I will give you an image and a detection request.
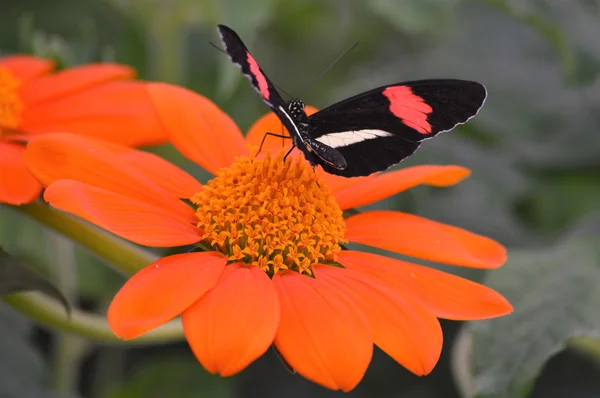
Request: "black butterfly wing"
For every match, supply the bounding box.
[217,25,286,110]
[308,79,486,177]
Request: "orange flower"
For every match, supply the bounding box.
[24,83,512,392]
[0,55,168,205]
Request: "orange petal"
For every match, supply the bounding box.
[146,83,248,174]
[272,271,372,392]
[24,133,193,220]
[108,252,226,339]
[345,211,507,269]
[44,180,202,247]
[182,263,279,376]
[20,81,168,147]
[245,106,318,158]
[115,148,203,199]
[0,142,42,204]
[313,265,442,375]
[330,165,471,210]
[338,251,513,320]
[0,55,54,81]
[19,63,134,106]
[60,138,201,198]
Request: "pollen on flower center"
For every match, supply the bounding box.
[0,67,23,134]
[191,150,347,276]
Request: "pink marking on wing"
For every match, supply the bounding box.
[383,86,433,135]
[246,51,270,101]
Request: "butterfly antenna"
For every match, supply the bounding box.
[209,41,228,55]
[297,41,359,98]
[273,83,293,100]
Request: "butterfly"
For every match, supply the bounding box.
[217,24,486,177]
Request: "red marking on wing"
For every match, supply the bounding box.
[246,52,270,101]
[383,86,433,135]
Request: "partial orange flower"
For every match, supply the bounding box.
[24,83,512,392]
[0,54,168,205]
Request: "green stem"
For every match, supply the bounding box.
[11,201,157,275]
[49,234,88,394]
[3,292,184,345]
[450,326,475,398]
[568,336,600,363]
[53,331,88,393]
[3,202,185,345]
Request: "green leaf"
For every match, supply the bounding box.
[0,248,71,316]
[457,224,600,397]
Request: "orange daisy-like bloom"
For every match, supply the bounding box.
[0,55,167,205]
[24,83,512,391]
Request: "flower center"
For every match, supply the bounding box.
[0,67,23,136]
[192,150,346,276]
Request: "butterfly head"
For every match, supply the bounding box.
[288,100,307,122]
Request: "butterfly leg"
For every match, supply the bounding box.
[313,166,321,189]
[257,132,292,156]
[283,145,297,163]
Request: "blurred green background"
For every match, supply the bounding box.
[2,0,600,397]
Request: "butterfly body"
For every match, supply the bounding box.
[217,24,486,177]
[276,99,347,170]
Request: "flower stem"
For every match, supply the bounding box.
[3,292,184,344]
[3,202,185,345]
[568,336,600,363]
[53,331,88,393]
[12,201,157,275]
[48,234,89,394]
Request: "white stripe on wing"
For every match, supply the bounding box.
[315,129,393,148]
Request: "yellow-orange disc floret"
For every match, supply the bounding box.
[191,150,347,276]
[0,67,23,133]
